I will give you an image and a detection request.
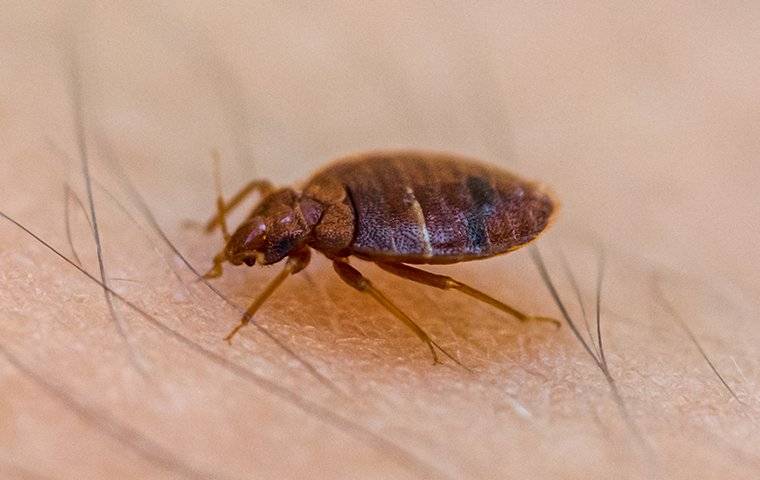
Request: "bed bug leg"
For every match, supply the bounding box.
[208,149,233,242]
[333,260,465,367]
[203,153,274,279]
[202,250,227,279]
[376,263,560,328]
[204,179,275,234]
[202,195,229,278]
[199,152,233,280]
[223,248,311,344]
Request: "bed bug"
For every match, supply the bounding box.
[204,150,559,363]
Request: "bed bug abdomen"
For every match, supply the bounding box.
[302,150,556,264]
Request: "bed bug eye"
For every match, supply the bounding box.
[243,217,267,245]
[277,212,295,225]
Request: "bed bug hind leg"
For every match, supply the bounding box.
[224,248,311,343]
[376,263,560,328]
[333,259,465,367]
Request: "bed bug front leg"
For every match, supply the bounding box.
[376,263,560,328]
[224,248,311,343]
[202,152,275,279]
[203,250,227,279]
[204,179,275,234]
[333,259,465,367]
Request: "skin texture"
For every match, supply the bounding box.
[2,2,760,479]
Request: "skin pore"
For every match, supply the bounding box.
[1,2,760,479]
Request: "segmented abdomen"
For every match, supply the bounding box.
[305,151,555,264]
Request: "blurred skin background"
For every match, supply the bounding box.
[1,1,759,479]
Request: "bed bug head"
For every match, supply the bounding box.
[224,188,323,266]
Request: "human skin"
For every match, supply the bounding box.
[1,2,760,479]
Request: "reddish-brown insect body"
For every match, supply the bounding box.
[304,151,555,263]
[207,150,558,362]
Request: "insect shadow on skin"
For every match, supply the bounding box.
[202,150,561,366]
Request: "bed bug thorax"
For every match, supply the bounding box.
[204,150,559,364]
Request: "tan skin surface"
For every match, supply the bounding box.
[2,2,760,479]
